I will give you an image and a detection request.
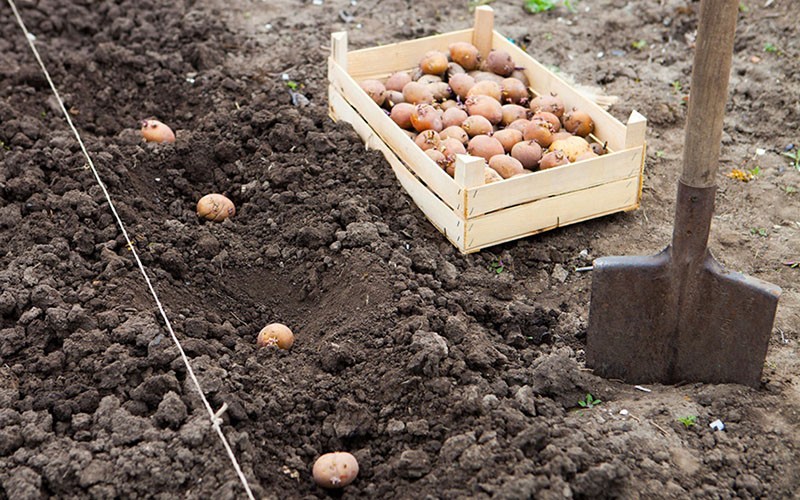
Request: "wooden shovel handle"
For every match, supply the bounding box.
[681,0,739,188]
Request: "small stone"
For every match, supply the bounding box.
[551,264,569,283]
[386,419,405,435]
[515,385,537,416]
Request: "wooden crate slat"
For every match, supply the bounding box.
[491,32,628,152]
[329,85,466,251]
[347,29,474,80]
[328,58,462,210]
[467,146,644,217]
[465,176,640,249]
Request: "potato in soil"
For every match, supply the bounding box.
[257,323,294,350]
[312,452,359,489]
[196,193,235,222]
[141,119,175,143]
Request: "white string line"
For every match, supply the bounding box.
[6,2,256,498]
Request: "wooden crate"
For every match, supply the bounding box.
[327,6,646,254]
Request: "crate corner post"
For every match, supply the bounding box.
[625,110,647,209]
[473,5,494,58]
[331,31,348,69]
[454,154,485,189]
[625,110,647,149]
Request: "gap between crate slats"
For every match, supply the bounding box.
[329,85,467,251]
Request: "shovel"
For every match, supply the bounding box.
[585,0,781,388]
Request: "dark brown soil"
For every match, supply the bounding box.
[1,0,799,498]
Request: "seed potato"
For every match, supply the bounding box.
[385,71,412,92]
[449,42,481,71]
[489,154,525,178]
[256,323,294,350]
[549,136,591,162]
[419,51,449,75]
[141,119,175,143]
[359,79,386,106]
[312,452,359,489]
[467,135,505,161]
[196,194,235,222]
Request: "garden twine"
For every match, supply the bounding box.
[6,1,257,498]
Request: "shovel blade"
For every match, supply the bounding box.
[586,248,781,387]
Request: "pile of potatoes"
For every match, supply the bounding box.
[358,42,607,183]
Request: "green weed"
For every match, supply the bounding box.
[578,393,601,408]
